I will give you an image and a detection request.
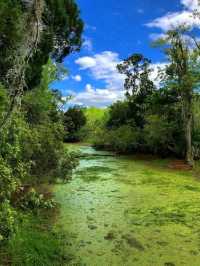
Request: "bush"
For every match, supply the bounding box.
[0,201,17,241]
[143,115,184,157]
[93,125,140,153]
[63,106,86,142]
[18,188,56,211]
[0,62,80,242]
[0,157,19,201]
[106,101,132,128]
[80,107,109,142]
[110,125,140,153]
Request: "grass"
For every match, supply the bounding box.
[0,183,71,266]
[0,208,69,266]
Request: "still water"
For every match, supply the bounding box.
[55,145,200,266]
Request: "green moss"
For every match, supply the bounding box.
[76,166,114,182]
[7,144,200,265]
[54,145,200,266]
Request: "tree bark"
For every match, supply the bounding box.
[185,112,194,166]
[184,95,194,167]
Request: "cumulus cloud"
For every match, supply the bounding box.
[146,0,200,32]
[69,83,124,107]
[75,56,96,69]
[181,0,199,10]
[67,51,167,107]
[75,51,125,90]
[147,11,200,31]
[69,51,125,106]
[72,75,82,82]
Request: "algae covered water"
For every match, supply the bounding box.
[55,145,200,265]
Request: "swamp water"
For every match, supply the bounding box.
[55,145,200,265]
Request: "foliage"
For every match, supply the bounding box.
[93,125,140,153]
[106,101,133,128]
[0,0,25,82]
[143,115,184,157]
[192,96,200,159]
[0,0,83,89]
[91,33,200,160]
[80,107,108,142]
[0,0,83,259]
[63,106,86,142]
[154,29,200,165]
[0,201,17,241]
[18,188,56,211]
[0,157,19,202]
[0,61,80,241]
[117,54,156,128]
[3,211,68,266]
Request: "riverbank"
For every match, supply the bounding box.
[0,185,67,266]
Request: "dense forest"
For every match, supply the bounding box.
[0,0,83,264]
[2,0,200,265]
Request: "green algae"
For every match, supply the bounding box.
[54,145,200,266]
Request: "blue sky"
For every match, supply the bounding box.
[52,0,200,107]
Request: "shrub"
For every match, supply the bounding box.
[18,188,56,210]
[143,115,184,156]
[0,157,19,201]
[63,106,86,142]
[0,201,17,241]
[93,125,140,153]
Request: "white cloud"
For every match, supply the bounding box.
[72,75,82,82]
[72,51,126,106]
[69,84,124,107]
[181,0,199,10]
[147,11,200,31]
[146,0,200,32]
[75,56,96,69]
[70,51,168,107]
[85,83,93,93]
[75,51,125,90]
[149,33,167,40]
[82,38,93,51]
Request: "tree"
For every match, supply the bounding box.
[117,53,156,128]
[106,101,132,128]
[63,106,86,142]
[0,0,83,129]
[0,0,83,243]
[155,29,200,166]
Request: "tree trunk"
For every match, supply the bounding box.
[184,95,194,167]
[185,111,194,166]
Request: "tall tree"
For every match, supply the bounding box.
[117,54,156,128]
[156,29,200,166]
[0,0,83,129]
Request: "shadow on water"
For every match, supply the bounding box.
[54,145,200,266]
